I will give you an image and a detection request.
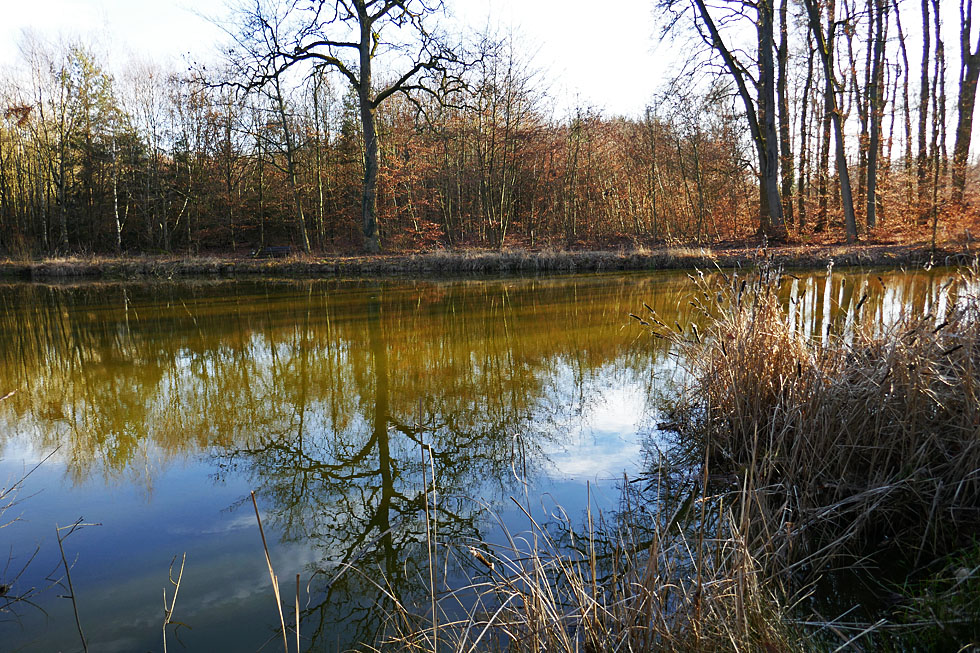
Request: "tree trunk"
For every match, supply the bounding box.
[224,103,235,251]
[867,0,887,228]
[893,0,915,215]
[692,0,784,238]
[814,0,836,233]
[917,0,932,224]
[313,77,326,249]
[57,129,69,251]
[846,0,869,226]
[798,45,815,228]
[929,0,946,243]
[804,0,858,241]
[758,0,787,238]
[113,139,122,252]
[778,0,795,227]
[953,0,980,205]
[257,132,265,248]
[359,12,381,254]
[0,135,7,246]
[360,97,380,254]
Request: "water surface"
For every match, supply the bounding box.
[0,269,966,651]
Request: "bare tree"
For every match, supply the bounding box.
[803,0,858,242]
[866,0,887,228]
[777,0,795,226]
[893,0,914,212]
[657,0,787,239]
[953,0,980,206]
[814,0,835,233]
[917,0,932,223]
[229,0,459,253]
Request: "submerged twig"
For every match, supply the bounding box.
[55,518,99,653]
[162,553,186,653]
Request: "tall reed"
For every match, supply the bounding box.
[643,264,980,568]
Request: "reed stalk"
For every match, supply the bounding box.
[251,490,289,653]
[55,518,96,653]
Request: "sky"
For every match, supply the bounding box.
[0,0,668,118]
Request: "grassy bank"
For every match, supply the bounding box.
[0,243,975,281]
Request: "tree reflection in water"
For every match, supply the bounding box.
[210,290,528,647]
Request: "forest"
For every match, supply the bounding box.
[0,0,977,256]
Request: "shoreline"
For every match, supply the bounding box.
[1,243,975,281]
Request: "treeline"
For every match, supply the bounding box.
[660,0,980,243]
[0,0,977,256]
[0,36,755,255]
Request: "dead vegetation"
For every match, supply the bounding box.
[369,492,805,653]
[643,263,980,569]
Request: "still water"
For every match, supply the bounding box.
[0,269,966,651]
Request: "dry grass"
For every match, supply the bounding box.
[641,264,980,570]
[373,491,804,653]
[9,244,973,281]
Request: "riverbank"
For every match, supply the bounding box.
[1,243,975,281]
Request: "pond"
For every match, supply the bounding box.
[0,268,966,651]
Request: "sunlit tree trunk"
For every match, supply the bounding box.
[917,0,932,224]
[689,0,785,238]
[929,0,946,246]
[798,44,815,229]
[867,0,887,229]
[953,0,980,206]
[778,0,795,227]
[893,1,915,215]
[804,0,858,242]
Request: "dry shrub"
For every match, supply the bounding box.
[650,264,980,568]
